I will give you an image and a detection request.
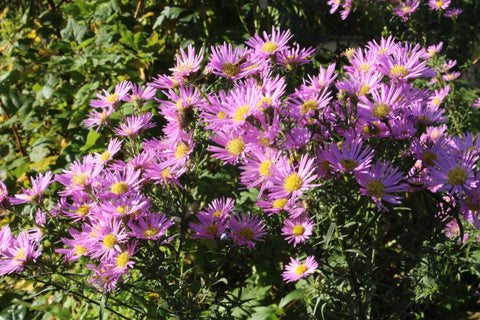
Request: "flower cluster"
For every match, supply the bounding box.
[328,0,462,21]
[1,27,479,292]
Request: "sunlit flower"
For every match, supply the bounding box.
[282,255,318,283]
[11,171,53,205]
[281,215,314,247]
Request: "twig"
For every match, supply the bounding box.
[0,100,26,156]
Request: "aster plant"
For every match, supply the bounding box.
[1,27,480,319]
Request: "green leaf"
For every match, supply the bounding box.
[30,145,50,162]
[278,289,304,309]
[80,130,101,152]
[60,18,89,44]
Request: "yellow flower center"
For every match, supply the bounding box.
[372,103,390,118]
[162,169,170,179]
[111,182,129,195]
[226,137,246,156]
[344,48,355,59]
[447,167,467,186]
[14,249,25,262]
[103,234,117,249]
[175,143,189,159]
[272,198,288,208]
[295,264,308,275]
[390,64,408,77]
[116,205,128,215]
[262,41,279,53]
[436,0,444,7]
[143,226,160,238]
[222,62,241,77]
[257,97,272,109]
[238,227,254,240]
[76,204,90,217]
[292,225,305,236]
[300,99,318,114]
[106,93,118,103]
[259,160,272,176]
[259,137,271,146]
[359,63,371,74]
[366,180,386,199]
[205,224,219,235]
[213,210,222,218]
[283,173,303,193]
[100,151,111,162]
[422,151,438,166]
[233,105,250,122]
[402,6,412,13]
[340,159,358,172]
[116,251,130,268]
[432,97,441,106]
[359,84,370,96]
[72,173,88,186]
[217,111,226,119]
[74,245,87,256]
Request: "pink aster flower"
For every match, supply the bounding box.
[393,0,420,21]
[428,0,450,11]
[424,42,443,59]
[169,44,204,80]
[208,129,249,165]
[128,213,174,240]
[114,112,155,137]
[277,44,315,70]
[228,212,267,250]
[356,160,408,211]
[282,255,318,283]
[0,225,13,255]
[95,138,123,164]
[0,229,42,275]
[90,81,132,109]
[89,218,129,260]
[472,97,480,108]
[124,83,157,106]
[0,181,9,209]
[201,197,235,220]
[245,26,292,58]
[105,241,138,276]
[87,263,121,294]
[265,154,318,201]
[442,71,461,82]
[377,44,434,81]
[101,167,144,199]
[428,85,450,108]
[56,228,90,263]
[281,215,314,247]
[207,42,256,80]
[83,107,114,132]
[10,171,53,205]
[148,74,182,90]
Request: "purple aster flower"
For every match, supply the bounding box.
[356,160,408,211]
[444,8,462,18]
[0,225,13,256]
[324,136,374,174]
[228,212,267,250]
[189,213,228,241]
[55,228,90,263]
[277,44,315,70]
[124,83,157,105]
[0,181,9,209]
[282,255,318,283]
[208,128,249,165]
[430,152,478,195]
